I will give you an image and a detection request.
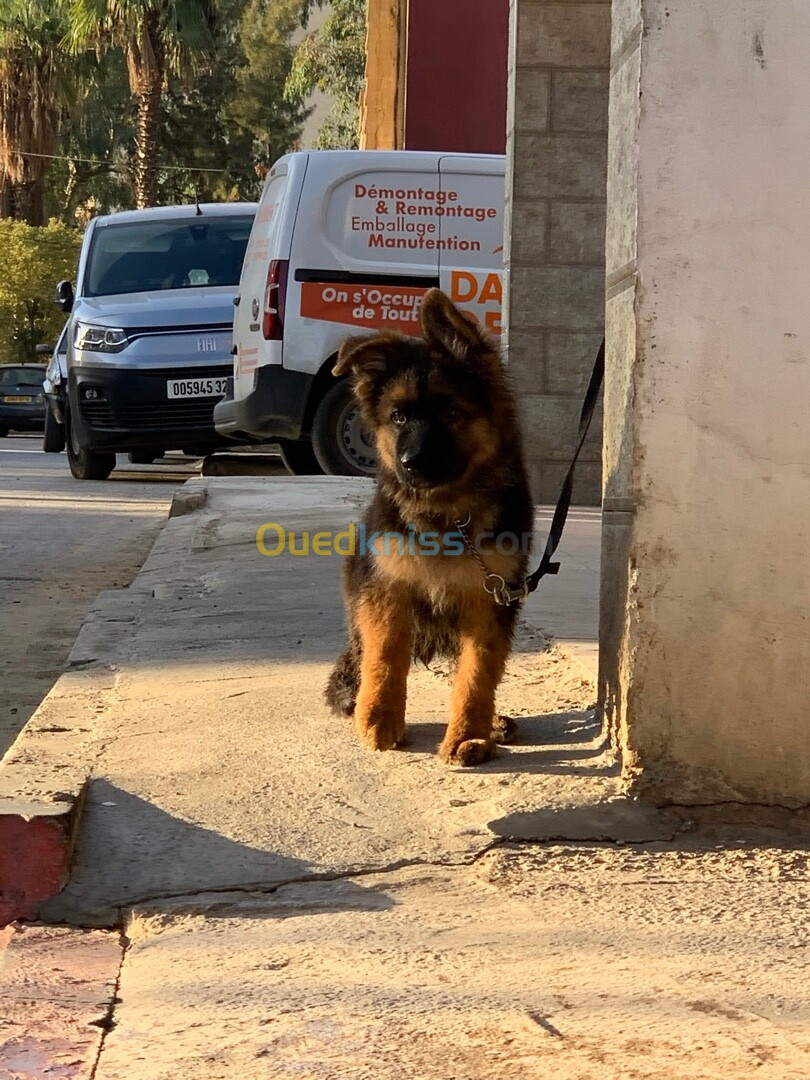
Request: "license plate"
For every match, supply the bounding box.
[4,395,32,403]
[166,378,228,399]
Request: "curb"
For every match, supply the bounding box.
[0,481,211,927]
[168,477,209,518]
[200,452,287,477]
[0,669,105,926]
[0,790,86,926]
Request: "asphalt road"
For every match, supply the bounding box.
[0,434,197,758]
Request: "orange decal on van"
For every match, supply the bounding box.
[238,346,258,374]
[450,270,502,306]
[300,282,427,336]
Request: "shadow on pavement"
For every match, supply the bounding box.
[41,780,396,926]
[398,710,610,776]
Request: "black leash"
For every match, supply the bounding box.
[458,336,605,606]
[524,335,605,595]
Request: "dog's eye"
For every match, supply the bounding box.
[390,410,407,426]
[445,406,461,423]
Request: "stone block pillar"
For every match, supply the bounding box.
[601,0,810,804]
[504,0,611,504]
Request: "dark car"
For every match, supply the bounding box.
[0,364,47,436]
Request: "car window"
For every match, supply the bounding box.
[84,216,254,297]
[0,367,44,387]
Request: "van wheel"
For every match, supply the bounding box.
[43,404,66,453]
[66,404,116,480]
[311,381,376,477]
[277,439,324,476]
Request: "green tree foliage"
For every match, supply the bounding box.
[0,0,73,224]
[225,0,311,174]
[0,218,80,363]
[159,0,309,204]
[65,0,218,207]
[45,49,136,221]
[285,0,366,149]
[0,0,355,219]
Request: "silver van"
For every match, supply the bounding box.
[52,202,256,479]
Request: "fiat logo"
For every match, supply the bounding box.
[251,297,260,321]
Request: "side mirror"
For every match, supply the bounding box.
[54,280,74,313]
[35,343,53,355]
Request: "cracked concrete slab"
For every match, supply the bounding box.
[0,922,122,1079]
[90,850,810,1080]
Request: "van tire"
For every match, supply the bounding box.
[277,439,324,476]
[43,404,66,453]
[66,404,116,481]
[311,381,376,477]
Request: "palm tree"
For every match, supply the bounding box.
[0,0,70,224]
[66,0,216,207]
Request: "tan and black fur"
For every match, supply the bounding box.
[325,289,533,766]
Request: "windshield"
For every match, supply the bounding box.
[84,215,254,297]
[0,366,44,388]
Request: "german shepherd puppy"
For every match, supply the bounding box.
[325,289,533,766]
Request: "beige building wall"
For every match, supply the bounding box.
[601,0,810,804]
[504,0,611,505]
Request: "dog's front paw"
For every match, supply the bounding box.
[355,708,406,752]
[438,737,495,767]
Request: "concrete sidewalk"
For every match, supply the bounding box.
[2,478,809,1079]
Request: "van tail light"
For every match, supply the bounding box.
[262,259,289,340]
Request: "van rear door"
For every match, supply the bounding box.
[285,151,443,372]
[437,155,506,339]
[233,155,304,401]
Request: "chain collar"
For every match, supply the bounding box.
[454,517,530,607]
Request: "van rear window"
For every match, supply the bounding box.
[84,216,254,297]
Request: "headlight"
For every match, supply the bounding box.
[74,322,128,353]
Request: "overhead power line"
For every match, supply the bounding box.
[5,149,230,174]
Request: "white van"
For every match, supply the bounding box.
[214,150,505,475]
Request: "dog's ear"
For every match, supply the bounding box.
[332,335,392,379]
[420,288,487,364]
[333,333,409,418]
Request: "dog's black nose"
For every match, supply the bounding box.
[399,447,422,470]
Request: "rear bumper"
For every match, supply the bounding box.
[45,389,66,425]
[214,364,312,442]
[68,365,231,452]
[0,402,46,430]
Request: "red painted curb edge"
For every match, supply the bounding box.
[0,785,87,926]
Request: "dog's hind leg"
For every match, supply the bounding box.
[325,645,360,716]
[492,714,518,745]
